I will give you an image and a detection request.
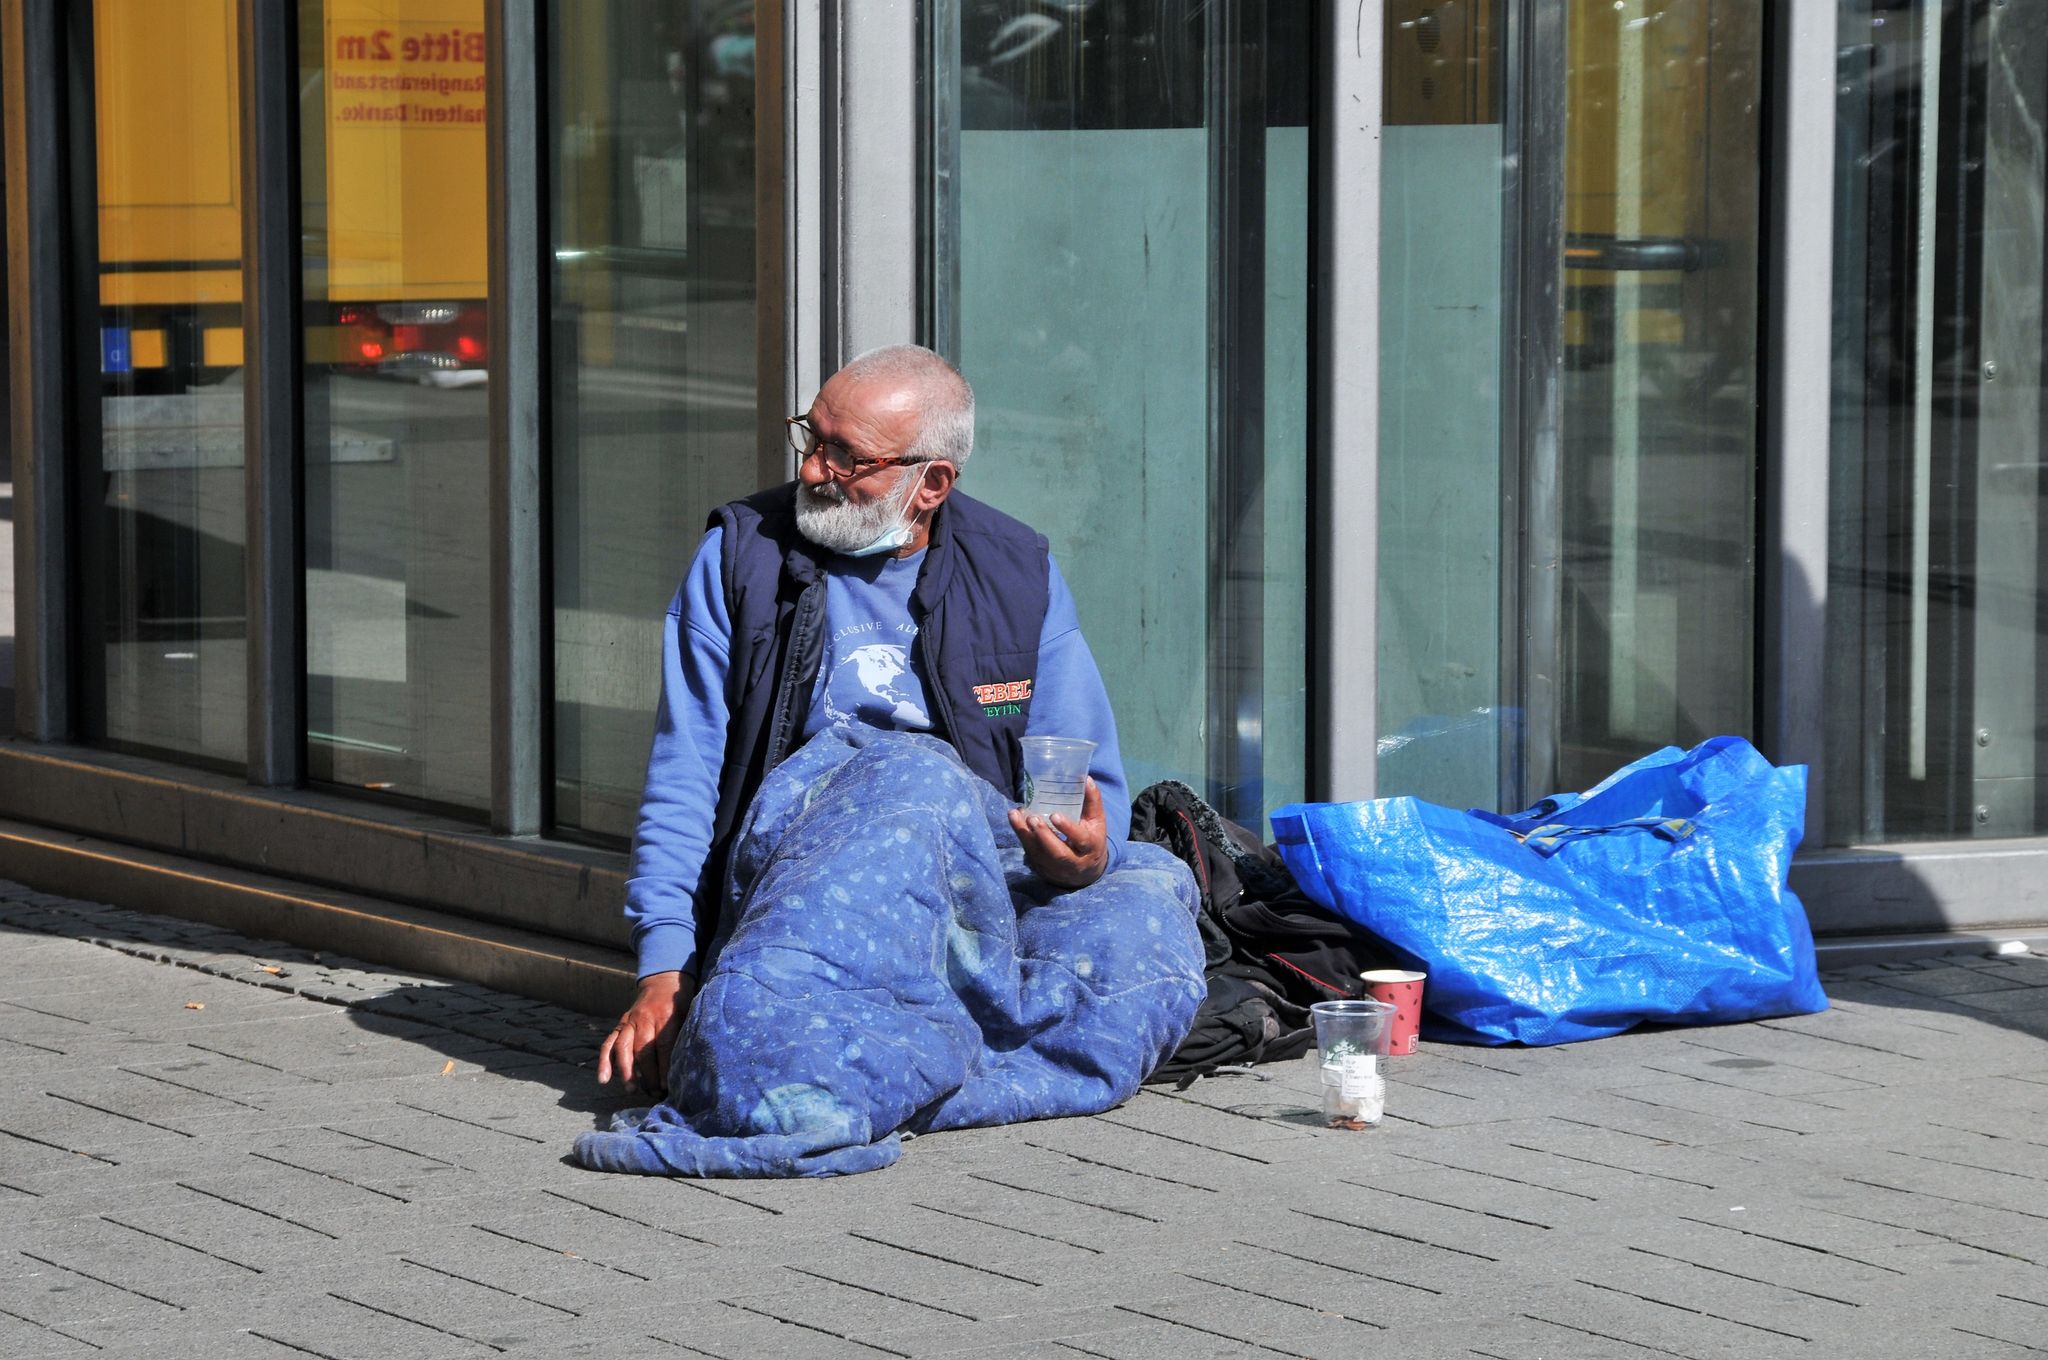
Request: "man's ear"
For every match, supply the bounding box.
[913,461,957,515]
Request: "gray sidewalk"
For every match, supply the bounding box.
[3,882,2046,1360]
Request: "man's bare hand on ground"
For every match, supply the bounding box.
[599,970,696,1095]
[1008,775,1110,889]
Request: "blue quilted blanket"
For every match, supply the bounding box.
[573,728,1205,1177]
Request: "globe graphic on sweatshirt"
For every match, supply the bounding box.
[823,643,931,729]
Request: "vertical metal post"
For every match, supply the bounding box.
[3,0,75,742]
[762,0,819,483]
[1311,0,1383,801]
[486,0,545,835]
[239,0,305,787]
[1509,0,1568,807]
[822,0,918,369]
[922,0,962,364]
[756,0,788,481]
[1906,0,1941,785]
[1206,0,1268,821]
[1763,0,1837,847]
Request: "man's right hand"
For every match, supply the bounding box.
[598,970,696,1095]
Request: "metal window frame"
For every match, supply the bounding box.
[1506,0,1568,810]
[1760,0,1835,849]
[1204,0,1271,821]
[3,0,77,744]
[759,0,810,477]
[1309,0,1384,801]
[821,0,917,369]
[238,0,306,788]
[486,0,546,836]
[919,0,961,365]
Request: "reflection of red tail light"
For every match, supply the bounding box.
[335,307,391,369]
[334,302,486,374]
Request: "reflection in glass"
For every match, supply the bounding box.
[1551,1,1762,793]
[1829,1,2048,844]
[549,0,758,838]
[79,0,249,766]
[1377,1,1763,809]
[935,1,1311,825]
[1377,0,1507,807]
[301,0,492,811]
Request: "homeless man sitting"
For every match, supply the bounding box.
[573,344,1206,1178]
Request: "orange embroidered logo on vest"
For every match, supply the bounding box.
[972,677,1033,718]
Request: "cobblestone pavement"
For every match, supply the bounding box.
[3,882,2046,1359]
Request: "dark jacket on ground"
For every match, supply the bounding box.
[1132,780,1390,1082]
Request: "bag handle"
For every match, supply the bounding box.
[1512,816,1695,859]
[1469,795,1581,834]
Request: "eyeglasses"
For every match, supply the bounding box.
[785,415,923,481]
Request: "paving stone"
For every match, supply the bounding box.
[638,1299,918,1358]
[1207,1231,1490,1327]
[232,1286,510,1359]
[3,1244,194,1326]
[833,1200,1109,1282]
[1941,985,2048,1018]
[1046,1312,1328,1360]
[905,1327,1157,1360]
[8,887,2048,1356]
[1592,1076,1870,1138]
[1861,966,2041,999]
[23,1211,274,1291]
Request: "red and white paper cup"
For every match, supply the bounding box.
[1360,970,1427,1055]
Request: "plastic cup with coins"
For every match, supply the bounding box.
[1310,999,1397,1129]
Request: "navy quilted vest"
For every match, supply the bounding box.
[698,483,1050,959]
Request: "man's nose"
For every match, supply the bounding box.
[797,448,830,487]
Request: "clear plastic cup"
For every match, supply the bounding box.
[1019,736,1095,822]
[1310,999,1396,1129]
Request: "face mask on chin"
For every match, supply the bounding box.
[795,462,931,557]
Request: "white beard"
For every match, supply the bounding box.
[793,472,918,554]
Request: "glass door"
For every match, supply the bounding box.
[1377,0,1766,810]
[1829,0,2048,844]
[926,1,1312,826]
[1546,1,1764,794]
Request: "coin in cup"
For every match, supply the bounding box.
[1310,999,1396,1129]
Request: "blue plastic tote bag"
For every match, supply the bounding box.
[1270,736,1828,1045]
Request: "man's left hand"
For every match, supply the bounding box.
[1009,775,1110,888]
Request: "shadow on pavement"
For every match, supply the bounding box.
[337,984,631,1124]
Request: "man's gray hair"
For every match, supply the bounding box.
[840,344,976,469]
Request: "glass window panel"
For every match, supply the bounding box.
[547,1,759,840]
[934,1,1311,826]
[1828,0,2048,844]
[78,0,249,767]
[1377,0,1764,809]
[1553,2,1763,791]
[1376,0,1508,808]
[300,0,492,812]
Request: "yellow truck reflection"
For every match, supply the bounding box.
[95,0,488,390]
